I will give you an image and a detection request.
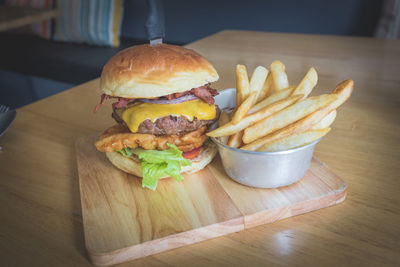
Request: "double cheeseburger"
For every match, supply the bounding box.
[94,44,220,190]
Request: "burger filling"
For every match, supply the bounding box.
[94,84,219,190]
[113,99,218,134]
[113,108,219,135]
[94,84,218,112]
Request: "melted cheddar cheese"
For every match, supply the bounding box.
[121,99,216,133]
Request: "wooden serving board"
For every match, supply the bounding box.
[76,136,346,266]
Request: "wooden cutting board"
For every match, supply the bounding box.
[76,136,346,266]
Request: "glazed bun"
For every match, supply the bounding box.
[105,142,218,178]
[100,44,219,98]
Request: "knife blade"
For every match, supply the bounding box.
[146,0,165,46]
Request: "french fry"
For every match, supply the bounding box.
[257,128,331,152]
[311,110,336,130]
[218,111,230,144]
[271,60,289,92]
[207,94,303,137]
[249,86,296,114]
[236,64,250,106]
[250,66,268,101]
[231,91,257,124]
[242,94,338,144]
[228,60,351,152]
[291,67,318,98]
[241,80,353,151]
[231,65,256,147]
[227,131,243,148]
[227,110,243,147]
[257,73,273,103]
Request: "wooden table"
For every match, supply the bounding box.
[1,30,399,266]
[0,6,60,32]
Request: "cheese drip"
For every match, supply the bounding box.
[121,99,216,133]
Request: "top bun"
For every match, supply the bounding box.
[100,44,219,98]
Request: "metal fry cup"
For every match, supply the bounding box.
[211,137,320,188]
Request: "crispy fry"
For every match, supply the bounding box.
[270,60,289,92]
[311,110,336,130]
[241,80,353,151]
[227,131,243,148]
[231,91,257,124]
[291,67,318,98]
[243,94,337,144]
[218,111,230,144]
[249,86,296,114]
[257,73,273,103]
[257,128,330,152]
[250,66,268,101]
[207,94,303,137]
[228,60,351,151]
[236,64,250,106]
[231,65,260,146]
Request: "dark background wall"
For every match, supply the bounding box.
[0,0,383,109]
[121,0,382,43]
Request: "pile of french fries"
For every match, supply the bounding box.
[207,60,354,152]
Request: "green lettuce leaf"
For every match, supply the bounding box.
[117,144,191,190]
[119,147,133,157]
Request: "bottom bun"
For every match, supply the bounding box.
[105,141,218,178]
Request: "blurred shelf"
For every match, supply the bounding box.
[0,6,61,32]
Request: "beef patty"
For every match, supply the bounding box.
[112,106,220,135]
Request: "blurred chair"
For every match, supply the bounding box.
[54,0,124,47]
[375,0,400,39]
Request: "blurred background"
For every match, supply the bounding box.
[0,0,397,109]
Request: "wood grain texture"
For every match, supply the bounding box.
[77,135,345,266]
[77,136,244,266]
[209,157,346,229]
[1,30,399,266]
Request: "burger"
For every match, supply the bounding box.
[94,44,220,190]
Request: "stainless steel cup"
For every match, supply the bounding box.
[212,137,320,188]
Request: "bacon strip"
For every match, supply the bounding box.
[94,94,135,113]
[112,98,131,109]
[165,84,218,104]
[93,94,109,113]
[193,87,215,105]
